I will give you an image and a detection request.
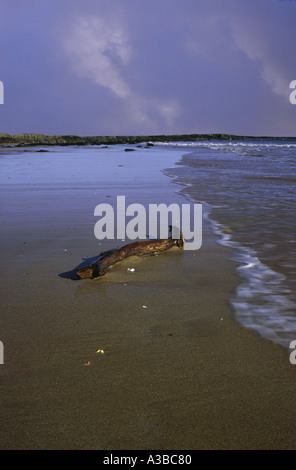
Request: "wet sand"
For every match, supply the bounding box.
[0,145,296,450]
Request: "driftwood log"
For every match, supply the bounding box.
[76,233,184,279]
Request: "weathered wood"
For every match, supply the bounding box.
[76,234,184,279]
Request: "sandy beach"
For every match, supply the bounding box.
[1,144,296,450]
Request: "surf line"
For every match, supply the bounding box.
[94,195,202,251]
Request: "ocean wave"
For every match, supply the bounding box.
[205,204,296,349]
[176,184,296,350]
[157,140,296,150]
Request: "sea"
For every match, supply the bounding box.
[1,139,295,351]
[161,139,296,350]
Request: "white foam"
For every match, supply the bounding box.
[205,206,296,349]
[157,140,296,150]
[165,149,296,351]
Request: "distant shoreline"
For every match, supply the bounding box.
[0,132,295,147]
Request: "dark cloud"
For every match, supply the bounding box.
[0,0,295,136]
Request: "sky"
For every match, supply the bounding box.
[0,0,296,137]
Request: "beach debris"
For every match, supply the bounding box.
[96,349,105,354]
[127,267,135,272]
[142,305,147,309]
[84,361,91,366]
[75,231,184,280]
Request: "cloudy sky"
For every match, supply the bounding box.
[0,0,295,136]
